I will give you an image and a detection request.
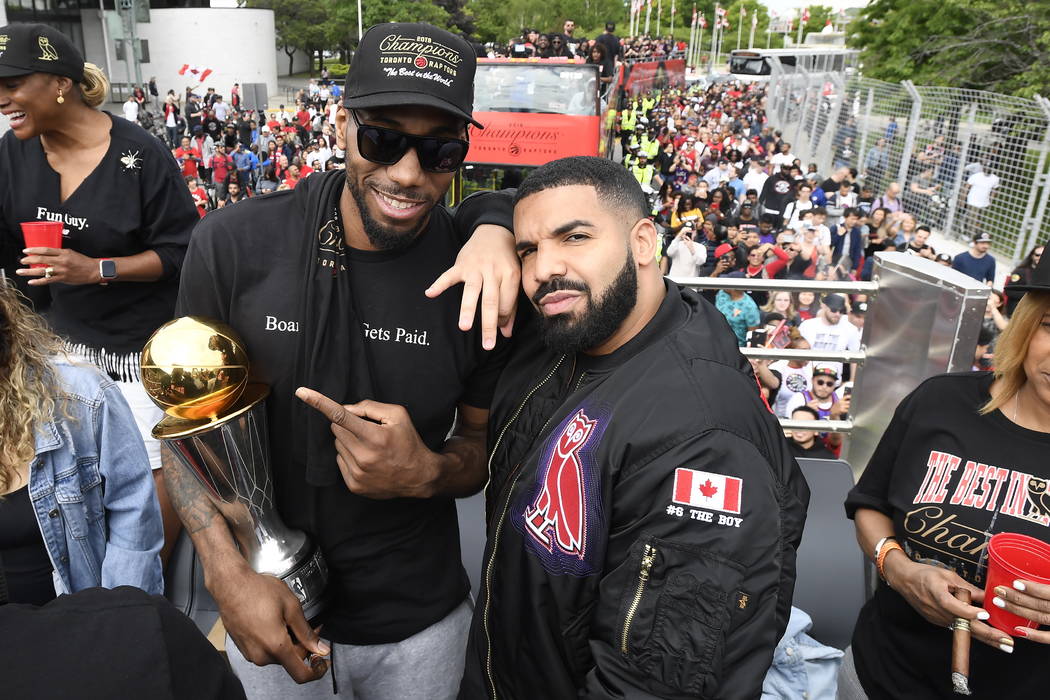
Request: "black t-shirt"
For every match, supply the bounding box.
[176,186,510,645]
[0,113,197,356]
[845,372,1050,699]
[595,32,621,60]
[0,485,57,606]
[788,440,835,460]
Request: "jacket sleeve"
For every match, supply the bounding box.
[95,380,165,595]
[583,427,807,700]
[849,229,863,270]
[450,188,515,243]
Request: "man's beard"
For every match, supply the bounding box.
[533,252,638,355]
[345,171,433,252]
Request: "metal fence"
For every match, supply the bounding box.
[765,64,1050,263]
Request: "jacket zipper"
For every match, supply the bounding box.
[620,544,657,655]
[482,355,565,699]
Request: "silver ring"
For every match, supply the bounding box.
[43,266,54,279]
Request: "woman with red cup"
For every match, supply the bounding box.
[0,23,199,564]
[841,249,1050,698]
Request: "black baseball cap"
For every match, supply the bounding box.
[823,293,848,313]
[1006,240,1050,295]
[0,24,84,82]
[343,23,483,129]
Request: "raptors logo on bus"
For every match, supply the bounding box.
[517,406,608,576]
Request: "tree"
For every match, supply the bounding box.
[247,0,330,75]
[847,0,1050,97]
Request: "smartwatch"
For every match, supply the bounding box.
[99,259,117,285]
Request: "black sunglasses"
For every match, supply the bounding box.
[350,110,469,174]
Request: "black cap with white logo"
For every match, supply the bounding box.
[343,22,483,129]
[0,23,85,82]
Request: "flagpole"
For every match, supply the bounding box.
[688,12,696,68]
[749,14,756,49]
[670,0,675,37]
[737,9,743,51]
[710,7,718,70]
[796,7,804,45]
[657,0,662,36]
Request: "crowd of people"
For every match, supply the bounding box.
[491,20,684,63]
[2,17,1050,700]
[612,80,1050,457]
[122,76,349,214]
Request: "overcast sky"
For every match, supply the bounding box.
[758,0,868,16]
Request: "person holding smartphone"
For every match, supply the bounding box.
[665,221,706,277]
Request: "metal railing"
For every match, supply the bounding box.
[765,61,1050,263]
[671,275,873,436]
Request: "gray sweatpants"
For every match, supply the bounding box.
[226,598,472,700]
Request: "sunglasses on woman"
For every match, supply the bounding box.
[350,110,469,174]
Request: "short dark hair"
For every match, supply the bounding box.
[792,405,820,421]
[811,206,827,217]
[514,156,648,221]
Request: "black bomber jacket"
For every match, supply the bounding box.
[460,282,810,700]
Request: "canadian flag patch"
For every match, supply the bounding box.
[673,468,743,514]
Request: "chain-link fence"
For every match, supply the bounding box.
[766,64,1050,263]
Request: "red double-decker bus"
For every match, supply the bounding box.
[450,58,617,202]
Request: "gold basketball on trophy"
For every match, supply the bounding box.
[140,316,250,421]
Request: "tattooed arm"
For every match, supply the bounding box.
[162,446,330,683]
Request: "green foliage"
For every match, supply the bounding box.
[847,0,1050,97]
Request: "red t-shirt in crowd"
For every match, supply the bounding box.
[296,110,311,127]
[189,187,208,217]
[211,154,232,184]
[283,176,301,189]
[174,147,200,177]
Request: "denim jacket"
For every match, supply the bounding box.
[28,360,164,596]
[761,607,844,700]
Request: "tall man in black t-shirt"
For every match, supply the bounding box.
[169,22,519,700]
[595,22,621,61]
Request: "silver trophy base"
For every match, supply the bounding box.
[281,544,328,623]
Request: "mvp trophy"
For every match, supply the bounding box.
[142,316,327,620]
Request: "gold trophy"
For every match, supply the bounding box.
[142,317,327,620]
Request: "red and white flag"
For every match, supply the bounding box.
[179,64,213,82]
[699,12,707,28]
[672,468,743,514]
[739,6,746,16]
[801,7,810,22]
[715,5,727,17]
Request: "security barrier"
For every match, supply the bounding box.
[765,62,1050,262]
[674,252,990,476]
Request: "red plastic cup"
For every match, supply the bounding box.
[984,532,1050,635]
[20,221,63,268]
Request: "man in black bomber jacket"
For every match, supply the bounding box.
[460,157,810,700]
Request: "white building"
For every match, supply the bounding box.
[1,2,299,104]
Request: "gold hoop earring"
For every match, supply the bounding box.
[57,89,65,104]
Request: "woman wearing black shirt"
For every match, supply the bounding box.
[0,24,196,563]
[585,42,614,98]
[844,256,1050,698]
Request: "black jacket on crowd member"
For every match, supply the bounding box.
[759,171,796,217]
[2,586,245,699]
[461,281,809,699]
